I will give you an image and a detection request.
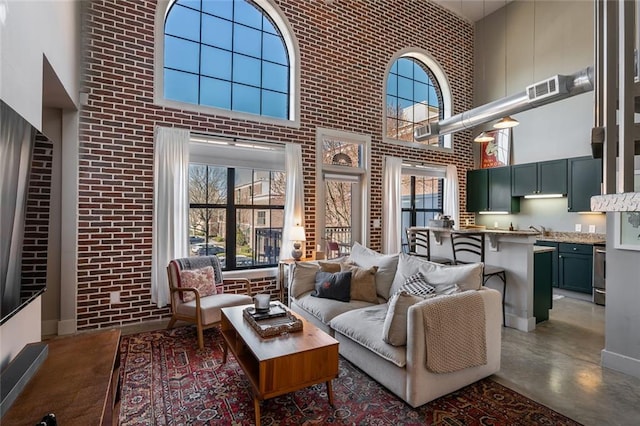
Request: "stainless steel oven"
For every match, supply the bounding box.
[592,244,606,305]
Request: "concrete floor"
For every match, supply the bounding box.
[494,293,640,426]
[119,293,640,425]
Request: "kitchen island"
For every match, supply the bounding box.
[410,227,541,331]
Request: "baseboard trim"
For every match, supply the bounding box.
[601,349,640,379]
[57,319,77,335]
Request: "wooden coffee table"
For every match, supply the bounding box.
[220,305,339,426]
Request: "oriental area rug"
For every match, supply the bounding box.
[118,326,582,426]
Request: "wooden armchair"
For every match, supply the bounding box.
[166,256,254,349]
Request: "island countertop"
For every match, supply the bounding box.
[412,226,606,244]
[410,226,540,237]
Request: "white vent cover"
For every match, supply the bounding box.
[526,75,567,102]
[414,124,434,141]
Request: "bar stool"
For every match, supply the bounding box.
[450,232,507,326]
[405,228,453,265]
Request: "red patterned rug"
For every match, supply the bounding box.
[119,326,582,425]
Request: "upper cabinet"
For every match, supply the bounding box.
[467,166,520,213]
[567,156,602,212]
[512,159,568,196]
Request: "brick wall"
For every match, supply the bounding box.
[78,0,474,329]
[21,132,53,300]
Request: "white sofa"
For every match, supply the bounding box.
[288,244,502,408]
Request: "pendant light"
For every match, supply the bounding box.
[494,1,519,129]
[474,131,495,143]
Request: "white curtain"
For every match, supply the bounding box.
[0,101,34,314]
[279,143,304,260]
[444,164,460,228]
[151,126,190,308]
[383,156,403,254]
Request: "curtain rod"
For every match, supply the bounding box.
[189,132,287,149]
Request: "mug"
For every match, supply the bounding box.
[254,294,271,312]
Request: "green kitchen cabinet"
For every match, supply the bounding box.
[512,159,567,196]
[535,240,559,288]
[567,156,602,212]
[558,243,593,294]
[466,168,489,212]
[466,166,520,213]
[534,250,553,323]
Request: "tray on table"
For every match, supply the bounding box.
[243,303,303,337]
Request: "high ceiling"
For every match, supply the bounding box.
[432,0,511,23]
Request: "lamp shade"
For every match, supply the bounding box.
[290,225,306,242]
[493,116,519,129]
[474,131,495,143]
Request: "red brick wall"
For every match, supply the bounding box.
[21,133,53,300]
[78,0,474,329]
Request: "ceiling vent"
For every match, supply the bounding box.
[526,75,568,103]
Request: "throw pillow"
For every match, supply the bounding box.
[389,253,483,296]
[340,263,379,303]
[399,272,437,297]
[178,266,217,303]
[312,271,352,302]
[433,283,461,295]
[349,242,399,300]
[318,261,342,273]
[290,262,321,298]
[382,290,423,346]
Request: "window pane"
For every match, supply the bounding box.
[270,171,285,205]
[256,219,282,265]
[189,164,227,204]
[165,36,199,73]
[202,14,232,50]
[200,77,231,110]
[164,70,198,104]
[397,58,414,78]
[386,95,399,119]
[201,45,231,80]
[428,84,439,107]
[386,117,399,139]
[261,90,287,119]
[397,76,413,100]
[396,119,414,141]
[202,0,232,19]
[178,0,201,11]
[233,54,261,86]
[263,33,287,65]
[263,15,278,35]
[414,81,428,103]
[321,138,361,167]
[234,0,263,29]
[262,62,287,92]
[233,24,261,58]
[165,4,200,42]
[387,74,397,96]
[324,180,353,246]
[252,171,270,205]
[413,61,429,84]
[234,168,254,205]
[232,83,260,114]
[236,209,255,268]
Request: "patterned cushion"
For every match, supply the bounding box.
[312,271,352,302]
[178,266,217,302]
[400,272,436,297]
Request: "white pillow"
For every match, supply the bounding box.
[382,291,423,346]
[349,242,399,300]
[389,253,482,296]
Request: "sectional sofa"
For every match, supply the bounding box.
[288,243,502,407]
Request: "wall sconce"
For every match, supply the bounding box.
[290,225,306,261]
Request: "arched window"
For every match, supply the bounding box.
[385,53,452,149]
[163,0,291,120]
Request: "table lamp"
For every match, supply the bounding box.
[290,225,306,260]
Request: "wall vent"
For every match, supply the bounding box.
[526,75,567,103]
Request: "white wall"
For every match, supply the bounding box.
[474,0,595,233]
[0,0,80,128]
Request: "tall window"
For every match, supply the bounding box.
[400,175,444,250]
[316,129,369,255]
[385,54,452,149]
[189,165,285,270]
[163,0,290,119]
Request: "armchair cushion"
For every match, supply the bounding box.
[178,266,218,302]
